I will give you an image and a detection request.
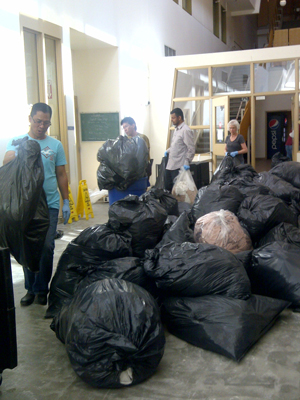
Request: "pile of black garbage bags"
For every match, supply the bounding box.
[47,154,300,388]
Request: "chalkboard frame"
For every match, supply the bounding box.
[80,112,120,141]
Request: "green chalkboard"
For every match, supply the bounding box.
[80,112,120,141]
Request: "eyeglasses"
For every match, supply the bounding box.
[32,118,51,127]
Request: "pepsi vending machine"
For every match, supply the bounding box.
[267,113,285,159]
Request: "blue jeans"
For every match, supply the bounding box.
[285,145,293,160]
[23,208,59,295]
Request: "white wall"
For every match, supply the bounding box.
[72,47,120,190]
[0,0,285,178]
[255,95,292,158]
[0,7,29,165]
[1,0,250,169]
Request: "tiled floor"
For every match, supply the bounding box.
[2,192,300,400]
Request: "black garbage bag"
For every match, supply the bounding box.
[235,250,253,271]
[144,242,251,299]
[237,194,298,243]
[108,195,168,258]
[161,215,178,237]
[162,294,289,362]
[45,224,132,319]
[258,222,300,248]
[97,135,148,190]
[0,139,49,272]
[212,160,258,186]
[250,242,300,309]
[75,257,159,299]
[210,155,241,184]
[158,211,195,247]
[0,247,17,372]
[192,186,208,203]
[254,171,300,204]
[271,152,291,168]
[72,224,132,257]
[21,191,50,272]
[97,160,122,190]
[141,187,179,216]
[270,161,300,189]
[53,279,165,388]
[178,201,192,214]
[154,156,167,190]
[191,185,243,222]
[235,163,259,180]
[227,177,273,198]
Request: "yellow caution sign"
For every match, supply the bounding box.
[76,180,94,220]
[68,184,79,223]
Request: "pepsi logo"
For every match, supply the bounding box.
[269,119,279,129]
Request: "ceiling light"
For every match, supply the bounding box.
[280,0,286,6]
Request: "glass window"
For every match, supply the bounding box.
[165,45,176,57]
[215,105,225,143]
[194,129,210,153]
[229,97,249,123]
[221,6,226,44]
[173,100,210,126]
[24,30,40,105]
[254,60,295,92]
[45,36,60,139]
[175,69,209,98]
[213,0,219,38]
[182,0,192,15]
[212,65,251,94]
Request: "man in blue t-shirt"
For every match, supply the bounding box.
[3,103,70,307]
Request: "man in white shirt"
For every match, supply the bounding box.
[164,108,195,191]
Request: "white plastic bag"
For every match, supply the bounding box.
[88,188,108,204]
[171,167,197,204]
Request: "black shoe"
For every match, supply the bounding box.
[20,292,35,306]
[36,294,47,305]
[55,230,64,240]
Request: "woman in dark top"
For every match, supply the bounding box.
[225,119,248,164]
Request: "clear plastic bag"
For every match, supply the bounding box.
[171,167,197,204]
[194,209,253,254]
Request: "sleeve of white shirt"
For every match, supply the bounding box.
[183,128,195,165]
